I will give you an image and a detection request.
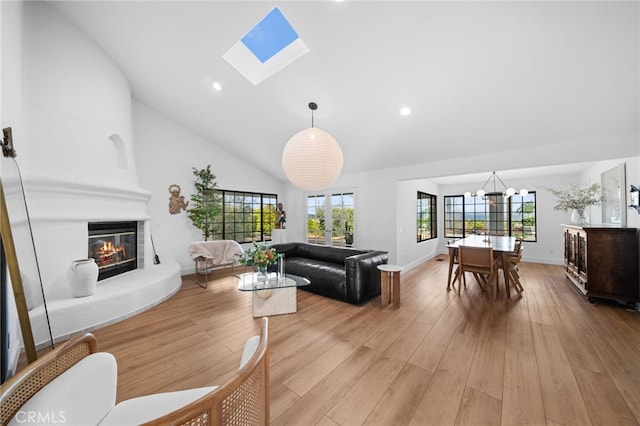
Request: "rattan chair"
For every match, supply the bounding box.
[0,333,98,425]
[1,318,269,426]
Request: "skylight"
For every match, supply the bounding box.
[223,7,309,86]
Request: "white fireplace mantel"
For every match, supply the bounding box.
[7,174,180,347]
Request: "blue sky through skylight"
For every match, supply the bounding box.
[241,7,300,63]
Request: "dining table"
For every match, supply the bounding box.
[447,234,517,299]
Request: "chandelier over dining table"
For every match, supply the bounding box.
[464,171,528,198]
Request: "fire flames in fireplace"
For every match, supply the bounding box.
[92,240,128,267]
[88,221,138,280]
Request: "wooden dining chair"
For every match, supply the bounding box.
[458,245,499,298]
[505,240,524,295]
[446,241,463,292]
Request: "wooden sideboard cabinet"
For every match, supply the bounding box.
[562,225,639,308]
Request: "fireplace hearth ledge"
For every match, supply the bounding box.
[28,261,181,347]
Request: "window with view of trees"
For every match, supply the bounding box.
[208,190,277,243]
[417,191,437,242]
[444,192,537,241]
[307,192,355,247]
[307,195,325,245]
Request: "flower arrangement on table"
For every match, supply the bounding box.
[239,243,280,271]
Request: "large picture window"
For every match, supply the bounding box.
[444,192,537,241]
[209,190,277,243]
[417,191,437,242]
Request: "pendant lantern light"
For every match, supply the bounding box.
[282,102,343,191]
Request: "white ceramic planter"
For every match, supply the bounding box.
[68,258,98,298]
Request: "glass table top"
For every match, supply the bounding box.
[237,272,310,291]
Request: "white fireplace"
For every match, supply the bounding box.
[10,176,181,348]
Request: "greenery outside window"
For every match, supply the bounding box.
[331,193,355,247]
[444,192,537,242]
[417,191,437,242]
[306,192,355,247]
[307,195,325,245]
[209,190,277,243]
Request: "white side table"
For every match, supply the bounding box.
[377,264,402,308]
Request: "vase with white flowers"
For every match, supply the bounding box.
[546,183,602,225]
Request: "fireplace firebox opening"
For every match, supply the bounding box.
[88,221,138,280]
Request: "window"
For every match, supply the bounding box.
[444,196,464,238]
[209,190,277,243]
[444,192,537,242]
[306,192,355,247]
[306,195,325,245]
[417,191,437,242]
[331,192,355,247]
[510,193,537,241]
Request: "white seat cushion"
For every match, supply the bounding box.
[9,352,117,426]
[239,335,260,369]
[99,386,217,426]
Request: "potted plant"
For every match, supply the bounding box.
[546,183,602,225]
[187,165,221,240]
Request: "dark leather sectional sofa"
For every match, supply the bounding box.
[269,242,388,305]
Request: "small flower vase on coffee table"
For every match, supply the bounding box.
[256,265,269,283]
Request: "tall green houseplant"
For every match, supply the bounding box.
[187,165,221,240]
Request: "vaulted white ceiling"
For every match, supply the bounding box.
[50,1,639,183]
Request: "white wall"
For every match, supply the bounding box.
[131,101,285,274]
[397,178,440,269]
[22,2,137,185]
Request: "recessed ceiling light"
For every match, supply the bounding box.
[400,107,411,116]
[211,81,222,91]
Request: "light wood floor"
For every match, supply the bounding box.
[90,258,640,426]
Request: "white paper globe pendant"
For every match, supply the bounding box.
[282,103,343,191]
